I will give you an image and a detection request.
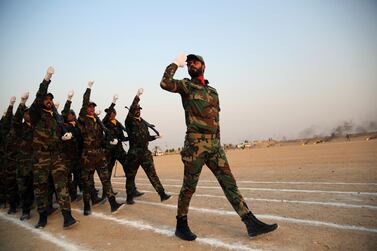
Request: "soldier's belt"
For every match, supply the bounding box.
[187,133,217,140]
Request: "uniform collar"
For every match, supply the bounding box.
[191,77,208,86]
[86,115,97,122]
[111,119,117,125]
[43,109,53,116]
[26,122,32,128]
[69,121,76,127]
[134,116,142,122]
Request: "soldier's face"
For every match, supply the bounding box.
[67,113,76,122]
[43,96,53,109]
[110,111,116,120]
[135,109,141,118]
[87,105,95,116]
[23,111,30,123]
[187,60,205,78]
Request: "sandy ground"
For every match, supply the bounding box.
[1,139,376,251]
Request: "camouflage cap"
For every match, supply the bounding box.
[105,107,116,113]
[88,101,97,107]
[186,54,205,65]
[135,104,142,110]
[44,92,54,99]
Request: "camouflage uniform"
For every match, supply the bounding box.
[13,104,35,213]
[103,103,129,179]
[3,105,20,211]
[0,105,15,207]
[124,96,165,196]
[78,88,115,204]
[160,63,250,217]
[29,79,71,214]
[61,100,83,199]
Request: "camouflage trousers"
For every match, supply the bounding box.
[105,147,128,194]
[0,153,6,203]
[17,156,34,211]
[125,147,164,195]
[33,151,71,213]
[63,155,82,198]
[81,149,114,203]
[4,156,19,207]
[178,133,250,217]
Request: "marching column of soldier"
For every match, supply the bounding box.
[0,53,277,240]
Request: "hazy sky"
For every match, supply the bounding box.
[1,0,376,148]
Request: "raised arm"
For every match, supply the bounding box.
[160,53,189,94]
[13,92,29,136]
[79,81,94,117]
[1,97,16,134]
[62,90,74,120]
[125,88,143,122]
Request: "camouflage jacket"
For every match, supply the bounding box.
[2,105,19,159]
[78,88,107,150]
[160,63,220,136]
[103,102,128,151]
[125,96,157,149]
[0,105,14,155]
[12,104,34,157]
[29,79,64,152]
[61,100,83,156]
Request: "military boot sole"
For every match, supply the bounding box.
[64,220,79,229]
[160,194,172,202]
[111,203,125,215]
[248,224,278,238]
[175,230,197,241]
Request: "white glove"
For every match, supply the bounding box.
[61,132,73,141]
[20,92,29,104]
[10,96,16,106]
[44,66,55,81]
[173,53,187,68]
[88,80,95,88]
[67,90,74,101]
[136,88,144,97]
[112,94,118,104]
[110,138,118,145]
[54,101,60,110]
[95,109,101,116]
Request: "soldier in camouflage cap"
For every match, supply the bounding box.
[13,92,35,220]
[124,88,171,204]
[160,53,278,241]
[78,81,124,216]
[29,66,78,229]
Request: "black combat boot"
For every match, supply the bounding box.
[126,193,135,205]
[0,199,6,208]
[175,215,197,241]
[62,210,79,229]
[7,203,17,214]
[35,211,48,229]
[133,189,144,197]
[108,196,125,214]
[159,191,171,202]
[242,211,278,237]
[83,201,91,216]
[20,209,31,221]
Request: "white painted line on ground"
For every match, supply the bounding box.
[133,177,377,186]
[119,187,377,210]
[119,199,377,234]
[0,211,88,251]
[107,180,377,196]
[71,209,262,251]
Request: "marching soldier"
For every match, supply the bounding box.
[124,88,171,205]
[13,92,35,220]
[1,97,18,212]
[29,66,78,229]
[160,53,278,240]
[78,81,124,216]
[61,90,84,201]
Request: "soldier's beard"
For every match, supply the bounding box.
[188,67,204,79]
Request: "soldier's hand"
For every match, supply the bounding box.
[137,88,144,97]
[67,90,74,101]
[173,53,187,68]
[110,138,118,145]
[44,66,55,81]
[112,94,118,104]
[95,109,101,116]
[61,132,73,141]
[88,80,95,88]
[20,92,29,104]
[10,96,16,106]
